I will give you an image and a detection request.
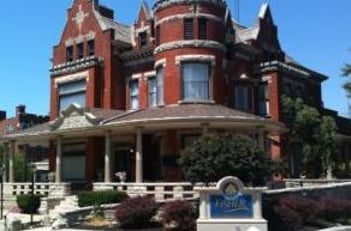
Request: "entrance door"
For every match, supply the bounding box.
[62,143,86,182]
[114,148,134,182]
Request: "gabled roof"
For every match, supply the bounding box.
[3,105,125,137]
[140,0,153,20]
[93,7,131,44]
[258,3,271,20]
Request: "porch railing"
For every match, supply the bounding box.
[4,183,71,198]
[93,182,199,201]
[283,178,351,188]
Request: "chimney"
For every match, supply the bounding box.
[16,104,26,117]
[0,111,6,121]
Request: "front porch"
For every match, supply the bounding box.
[0,104,286,186]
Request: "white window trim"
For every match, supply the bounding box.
[155,58,167,68]
[175,55,216,66]
[54,71,89,88]
[131,73,142,80]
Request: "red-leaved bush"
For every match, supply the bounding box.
[115,195,159,229]
[318,196,351,222]
[160,200,196,231]
[279,195,319,223]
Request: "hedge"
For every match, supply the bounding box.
[78,190,128,207]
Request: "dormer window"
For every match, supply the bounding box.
[87,40,95,57]
[139,32,147,47]
[66,46,74,62]
[76,43,84,59]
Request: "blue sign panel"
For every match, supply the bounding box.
[210,194,253,218]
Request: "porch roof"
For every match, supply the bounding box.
[0,103,286,142]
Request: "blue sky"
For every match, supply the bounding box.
[0,0,350,117]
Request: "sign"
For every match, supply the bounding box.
[209,176,253,218]
[210,194,253,218]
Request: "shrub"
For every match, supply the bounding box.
[16,194,41,214]
[275,204,303,231]
[178,133,274,186]
[160,200,196,231]
[115,196,159,229]
[318,196,351,222]
[263,196,302,231]
[78,190,128,207]
[279,195,319,223]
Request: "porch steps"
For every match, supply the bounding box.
[49,195,79,219]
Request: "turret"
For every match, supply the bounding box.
[153,0,228,105]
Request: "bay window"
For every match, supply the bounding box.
[148,67,164,107]
[182,62,210,101]
[148,77,157,107]
[156,67,164,105]
[58,79,86,111]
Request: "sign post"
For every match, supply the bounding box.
[195,176,267,231]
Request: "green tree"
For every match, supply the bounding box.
[341,62,351,113]
[14,153,28,182]
[281,95,338,178]
[0,144,30,182]
[178,133,274,186]
[341,63,351,96]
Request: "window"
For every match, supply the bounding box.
[198,18,207,40]
[76,43,84,59]
[235,85,253,111]
[66,46,74,62]
[156,26,160,45]
[156,67,164,105]
[139,32,147,47]
[129,80,139,110]
[258,82,269,116]
[182,62,210,100]
[148,67,164,107]
[148,77,157,107]
[87,40,95,56]
[184,18,194,40]
[58,79,86,111]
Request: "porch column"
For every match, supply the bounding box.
[9,140,15,183]
[55,136,62,183]
[104,131,112,183]
[3,143,8,183]
[135,127,143,183]
[201,123,209,136]
[258,129,265,149]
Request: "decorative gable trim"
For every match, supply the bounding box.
[50,104,100,131]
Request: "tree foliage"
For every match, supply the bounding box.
[342,63,351,97]
[281,95,338,178]
[0,144,30,182]
[178,133,274,186]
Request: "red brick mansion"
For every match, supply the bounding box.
[1,0,350,184]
